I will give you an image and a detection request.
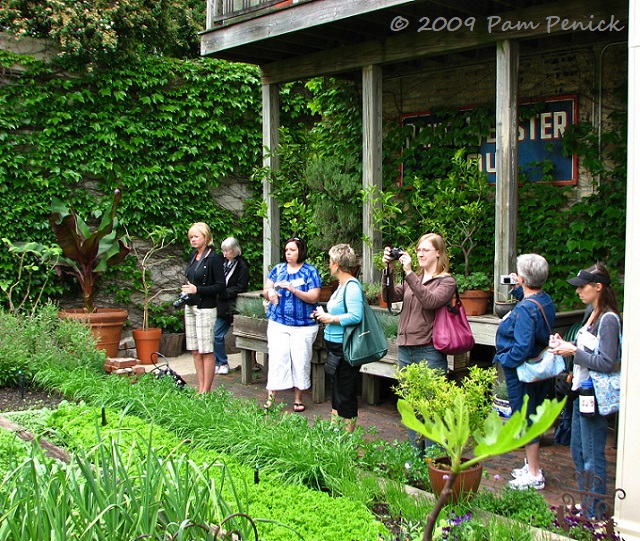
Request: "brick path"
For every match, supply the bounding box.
[154,352,618,512]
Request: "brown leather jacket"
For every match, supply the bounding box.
[382,270,456,346]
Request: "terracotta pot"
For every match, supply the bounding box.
[459,290,491,316]
[59,308,128,358]
[428,457,483,503]
[133,328,163,365]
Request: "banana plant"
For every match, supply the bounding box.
[50,189,131,313]
[398,394,566,541]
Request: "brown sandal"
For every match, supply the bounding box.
[293,403,305,413]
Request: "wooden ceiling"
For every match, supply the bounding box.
[200,0,628,83]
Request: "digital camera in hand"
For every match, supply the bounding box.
[389,247,404,261]
[173,292,190,309]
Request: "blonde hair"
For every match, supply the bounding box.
[188,222,213,246]
[415,233,449,276]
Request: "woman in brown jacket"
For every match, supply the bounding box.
[382,233,457,373]
[382,233,456,452]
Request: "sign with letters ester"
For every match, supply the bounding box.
[401,95,577,185]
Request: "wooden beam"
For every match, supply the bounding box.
[262,83,280,280]
[362,64,383,284]
[258,0,627,84]
[493,40,519,308]
[202,0,419,56]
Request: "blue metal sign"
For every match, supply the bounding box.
[401,96,577,184]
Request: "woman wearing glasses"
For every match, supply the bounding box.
[381,233,456,374]
[382,233,456,452]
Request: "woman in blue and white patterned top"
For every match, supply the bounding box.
[262,237,321,413]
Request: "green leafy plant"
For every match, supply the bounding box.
[394,364,496,441]
[50,189,131,313]
[398,394,565,541]
[1,239,61,316]
[452,271,492,293]
[146,302,185,333]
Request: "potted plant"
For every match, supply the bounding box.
[147,303,186,358]
[396,363,566,541]
[361,282,382,306]
[452,271,492,316]
[128,226,175,364]
[394,364,496,501]
[494,291,519,318]
[51,189,131,358]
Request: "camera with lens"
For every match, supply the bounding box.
[388,247,404,261]
[173,292,190,309]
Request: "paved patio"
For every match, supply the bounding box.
[149,352,618,512]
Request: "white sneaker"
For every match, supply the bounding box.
[218,364,229,375]
[511,461,529,478]
[215,365,220,375]
[508,471,545,490]
[511,461,543,479]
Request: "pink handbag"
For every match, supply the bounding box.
[433,289,475,355]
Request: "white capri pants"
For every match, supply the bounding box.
[266,320,319,391]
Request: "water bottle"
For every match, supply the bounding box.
[579,378,596,415]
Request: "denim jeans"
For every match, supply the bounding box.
[397,344,447,452]
[214,317,232,367]
[571,397,609,518]
[397,344,447,371]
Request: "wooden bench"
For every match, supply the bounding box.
[360,310,585,405]
[232,315,328,404]
[359,340,470,405]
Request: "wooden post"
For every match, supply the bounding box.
[493,41,519,306]
[262,82,281,280]
[362,64,383,284]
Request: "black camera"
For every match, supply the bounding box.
[173,292,190,309]
[389,247,404,261]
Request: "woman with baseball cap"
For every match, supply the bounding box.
[550,263,621,518]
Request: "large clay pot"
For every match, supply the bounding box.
[133,328,163,365]
[459,290,491,316]
[59,308,129,358]
[428,457,483,503]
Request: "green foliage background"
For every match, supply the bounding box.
[0,32,628,311]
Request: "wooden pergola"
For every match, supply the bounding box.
[200,1,640,537]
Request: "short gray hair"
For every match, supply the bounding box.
[517,253,549,289]
[221,237,241,256]
[328,243,357,271]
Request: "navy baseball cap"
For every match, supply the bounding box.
[567,269,611,287]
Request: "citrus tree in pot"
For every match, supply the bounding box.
[396,363,565,541]
[50,189,131,358]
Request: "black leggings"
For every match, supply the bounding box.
[325,340,360,419]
